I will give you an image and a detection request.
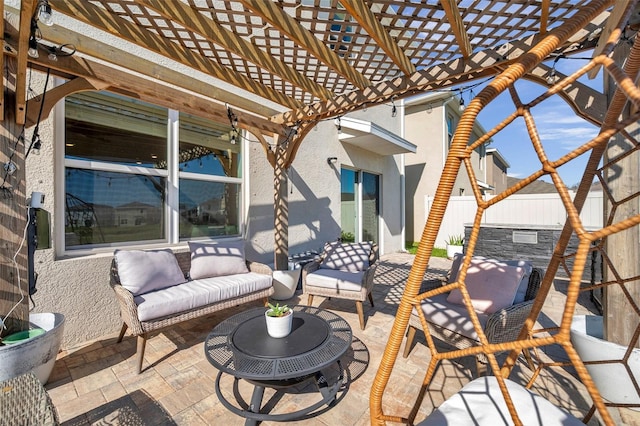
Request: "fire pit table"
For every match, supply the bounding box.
[204,305,352,425]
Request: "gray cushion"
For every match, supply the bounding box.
[418,376,583,425]
[135,272,272,321]
[115,249,186,296]
[416,293,488,340]
[188,240,249,279]
[448,255,533,304]
[320,241,372,272]
[305,269,365,292]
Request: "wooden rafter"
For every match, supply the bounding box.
[540,0,551,35]
[275,31,578,125]
[0,1,4,120]
[3,27,284,137]
[587,0,633,79]
[48,0,302,110]
[237,0,371,90]
[341,0,416,75]
[133,0,332,101]
[440,0,473,58]
[19,18,279,119]
[15,0,36,125]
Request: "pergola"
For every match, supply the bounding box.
[1,0,639,424]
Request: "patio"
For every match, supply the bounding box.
[43,252,634,425]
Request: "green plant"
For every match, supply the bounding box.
[340,230,355,243]
[445,234,464,246]
[405,242,448,258]
[266,302,291,317]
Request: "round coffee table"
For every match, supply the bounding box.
[204,305,352,424]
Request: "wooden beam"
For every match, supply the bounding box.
[238,0,371,90]
[540,0,551,35]
[15,0,36,125]
[3,28,285,137]
[525,64,606,126]
[341,0,416,75]
[48,0,302,110]
[25,77,109,128]
[440,0,473,58]
[134,0,332,101]
[3,1,279,119]
[0,1,5,121]
[587,1,633,79]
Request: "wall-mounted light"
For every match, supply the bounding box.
[327,157,337,165]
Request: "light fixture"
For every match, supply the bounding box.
[391,96,397,117]
[32,138,41,155]
[27,35,39,58]
[337,117,342,134]
[546,68,557,85]
[327,157,337,165]
[37,0,54,26]
[230,134,237,144]
[458,97,465,112]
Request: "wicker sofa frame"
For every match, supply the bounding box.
[403,264,543,375]
[301,243,378,330]
[109,251,273,373]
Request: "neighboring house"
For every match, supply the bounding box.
[403,92,508,244]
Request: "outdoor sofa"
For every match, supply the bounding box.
[109,241,273,373]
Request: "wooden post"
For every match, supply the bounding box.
[0,56,29,337]
[603,40,640,346]
[273,144,289,271]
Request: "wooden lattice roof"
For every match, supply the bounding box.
[5,0,614,132]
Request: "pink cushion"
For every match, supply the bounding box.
[446,261,524,314]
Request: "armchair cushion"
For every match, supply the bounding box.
[115,249,186,296]
[320,241,372,272]
[446,260,524,314]
[418,293,489,340]
[305,268,365,292]
[188,240,249,279]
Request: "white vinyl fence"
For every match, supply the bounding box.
[426,191,604,248]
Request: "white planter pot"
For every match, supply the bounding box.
[0,313,65,384]
[265,310,293,338]
[446,244,463,259]
[271,270,302,301]
[570,315,640,410]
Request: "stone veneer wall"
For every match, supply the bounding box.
[463,224,601,283]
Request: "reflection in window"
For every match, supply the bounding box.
[65,169,165,247]
[179,179,239,238]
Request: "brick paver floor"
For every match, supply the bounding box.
[44,253,640,425]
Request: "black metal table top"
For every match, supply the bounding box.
[204,306,352,381]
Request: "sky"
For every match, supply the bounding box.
[473,55,602,187]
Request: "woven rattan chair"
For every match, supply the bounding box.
[301,242,378,330]
[403,258,543,375]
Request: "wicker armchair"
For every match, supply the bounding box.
[302,242,378,330]
[403,258,543,375]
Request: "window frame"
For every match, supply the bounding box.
[55,91,246,256]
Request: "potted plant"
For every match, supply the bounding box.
[265,302,293,338]
[445,234,464,259]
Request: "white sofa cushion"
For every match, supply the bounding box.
[320,241,371,272]
[305,269,365,292]
[446,260,524,314]
[418,376,583,425]
[416,293,488,340]
[188,240,249,279]
[135,272,272,321]
[115,249,186,296]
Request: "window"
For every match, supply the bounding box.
[446,113,454,148]
[63,91,242,250]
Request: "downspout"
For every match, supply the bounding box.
[400,99,407,252]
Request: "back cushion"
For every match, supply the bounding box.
[189,240,249,279]
[320,242,372,272]
[446,260,525,314]
[115,249,186,296]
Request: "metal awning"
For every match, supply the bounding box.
[336,117,416,156]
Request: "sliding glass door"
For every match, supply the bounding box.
[340,168,380,244]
